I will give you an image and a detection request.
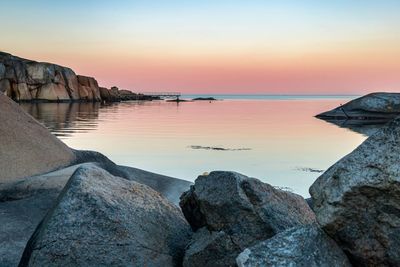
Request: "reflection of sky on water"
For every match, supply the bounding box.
[20,98,376,197]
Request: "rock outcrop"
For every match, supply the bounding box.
[180,171,316,266]
[0,52,156,102]
[0,52,102,102]
[310,117,400,266]
[236,225,351,267]
[316,92,400,120]
[0,93,75,182]
[19,165,192,267]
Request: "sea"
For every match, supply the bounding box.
[20,94,374,197]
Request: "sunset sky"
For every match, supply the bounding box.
[1,0,400,94]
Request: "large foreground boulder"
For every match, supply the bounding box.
[0,93,75,182]
[180,171,316,266]
[316,92,400,120]
[0,159,192,267]
[19,165,192,267]
[236,225,351,267]
[310,117,400,266]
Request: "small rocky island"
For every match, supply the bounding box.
[1,53,400,266]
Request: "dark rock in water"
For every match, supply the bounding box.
[310,117,400,266]
[316,92,400,120]
[180,171,316,267]
[19,165,192,267]
[192,97,217,101]
[189,145,251,151]
[166,98,190,102]
[236,225,351,267]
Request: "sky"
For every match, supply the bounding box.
[1,0,400,94]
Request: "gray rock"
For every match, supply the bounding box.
[316,92,400,120]
[19,165,192,267]
[310,117,400,266]
[0,159,192,267]
[180,171,316,266]
[183,228,240,267]
[236,225,351,267]
[0,93,75,182]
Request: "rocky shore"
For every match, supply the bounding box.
[0,52,158,103]
[2,88,400,266]
[316,92,400,120]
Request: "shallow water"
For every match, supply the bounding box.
[20,95,369,197]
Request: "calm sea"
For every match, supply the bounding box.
[20,95,372,197]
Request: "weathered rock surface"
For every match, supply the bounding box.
[236,225,351,267]
[0,158,192,267]
[0,52,102,102]
[316,92,400,120]
[19,165,192,267]
[183,228,240,267]
[0,93,75,182]
[310,117,400,266]
[180,171,316,266]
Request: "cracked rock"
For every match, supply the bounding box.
[180,171,316,267]
[19,165,192,267]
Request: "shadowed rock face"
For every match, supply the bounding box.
[0,93,75,182]
[236,225,351,267]
[18,165,192,267]
[180,171,316,267]
[316,92,400,120]
[310,117,400,266]
[0,52,101,102]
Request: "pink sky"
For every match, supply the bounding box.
[1,1,400,94]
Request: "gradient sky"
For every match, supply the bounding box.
[1,0,400,94]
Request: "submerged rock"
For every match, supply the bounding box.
[310,117,400,266]
[236,225,351,267]
[180,171,316,266]
[316,92,400,120]
[0,93,75,182]
[19,165,192,267]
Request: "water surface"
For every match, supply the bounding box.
[20,95,369,197]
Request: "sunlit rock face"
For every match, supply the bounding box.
[0,52,101,102]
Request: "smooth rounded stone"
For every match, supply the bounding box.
[310,117,400,266]
[316,92,400,119]
[236,225,351,267]
[0,93,75,182]
[183,228,240,267]
[180,171,316,266]
[19,165,192,267]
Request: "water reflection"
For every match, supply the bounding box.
[18,102,103,138]
[316,118,389,137]
[19,98,368,197]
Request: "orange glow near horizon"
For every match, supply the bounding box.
[1,1,400,94]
